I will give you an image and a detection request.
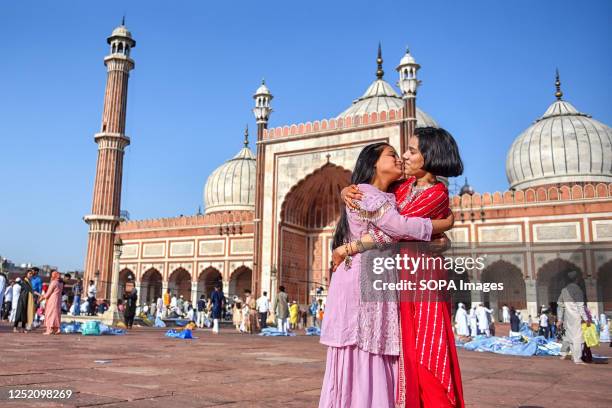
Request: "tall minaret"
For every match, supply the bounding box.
[396,47,420,153]
[252,80,273,296]
[83,20,135,299]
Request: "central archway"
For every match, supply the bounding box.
[279,163,351,303]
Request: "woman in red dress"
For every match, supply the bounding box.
[335,127,465,408]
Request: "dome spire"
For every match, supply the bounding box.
[555,68,563,100]
[121,15,125,26]
[244,124,249,147]
[376,42,384,79]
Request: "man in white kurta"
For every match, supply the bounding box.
[476,303,491,336]
[502,304,510,323]
[469,305,478,337]
[10,278,21,322]
[4,283,13,319]
[557,272,588,364]
[455,303,470,337]
[0,273,7,316]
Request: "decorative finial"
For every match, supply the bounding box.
[376,42,384,79]
[555,68,563,100]
[244,124,249,147]
[122,15,125,26]
[326,153,331,163]
[261,78,265,85]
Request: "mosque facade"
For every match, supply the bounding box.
[84,23,612,320]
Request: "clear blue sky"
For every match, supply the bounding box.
[1,0,610,270]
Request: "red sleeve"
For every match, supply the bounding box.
[401,187,449,219]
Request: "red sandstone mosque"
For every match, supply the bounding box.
[84,22,612,320]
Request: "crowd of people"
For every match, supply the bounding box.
[452,271,612,365]
[227,286,325,334]
[0,267,80,334]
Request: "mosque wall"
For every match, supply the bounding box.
[114,214,255,306]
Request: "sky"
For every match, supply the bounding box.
[0,0,611,270]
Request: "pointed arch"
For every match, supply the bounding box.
[168,268,192,300]
[140,268,162,304]
[279,163,351,303]
[537,258,584,310]
[229,266,252,299]
[198,267,222,300]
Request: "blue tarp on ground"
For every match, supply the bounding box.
[98,323,126,336]
[165,329,194,339]
[457,323,560,357]
[61,321,82,334]
[60,321,125,335]
[305,326,321,336]
[258,327,296,337]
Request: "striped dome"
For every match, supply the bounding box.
[204,146,256,214]
[337,78,439,128]
[506,99,612,190]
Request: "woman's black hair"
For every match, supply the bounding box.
[332,142,391,249]
[414,127,463,177]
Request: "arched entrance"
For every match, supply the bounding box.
[537,259,584,312]
[279,163,351,303]
[168,268,192,301]
[482,260,526,320]
[118,268,135,298]
[198,267,222,300]
[597,260,612,314]
[229,266,252,299]
[140,268,162,304]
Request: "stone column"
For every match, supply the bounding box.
[191,281,198,306]
[525,279,538,324]
[585,277,599,317]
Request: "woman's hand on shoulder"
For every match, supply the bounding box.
[341,184,364,210]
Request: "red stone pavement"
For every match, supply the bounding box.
[0,322,610,408]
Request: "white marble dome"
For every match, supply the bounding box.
[111,25,132,39]
[337,78,439,128]
[506,96,612,190]
[204,144,256,214]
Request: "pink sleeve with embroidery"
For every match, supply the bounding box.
[356,184,432,242]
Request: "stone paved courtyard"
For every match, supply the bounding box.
[0,322,611,408]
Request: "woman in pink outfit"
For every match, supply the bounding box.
[319,143,453,408]
[39,270,63,335]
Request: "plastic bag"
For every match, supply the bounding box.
[582,323,600,348]
[267,313,276,325]
[82,320,101,336]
